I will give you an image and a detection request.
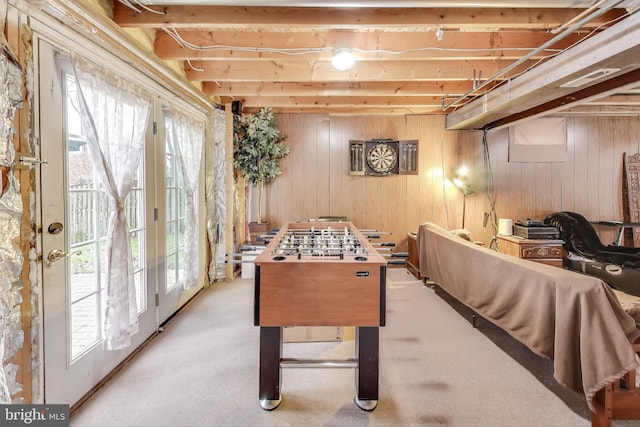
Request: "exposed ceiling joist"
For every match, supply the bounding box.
[445,10,640,129]
[108,1,640,117]
[185,58,535,82]
[202,81,484,97]
[154,30,583,61]
[128,0,640,7]
[114,5,626,30]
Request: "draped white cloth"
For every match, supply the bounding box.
[72,55,151,350]
[163,107,204,289]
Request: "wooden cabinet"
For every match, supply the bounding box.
[249,221,270,245]
[407,232,421,279]
[497,235,564,267]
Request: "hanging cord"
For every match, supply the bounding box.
[440,137,452,230]
[118,0,166,15]
[482,129,498,250]
[161,27,563,57]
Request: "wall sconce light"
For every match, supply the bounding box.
[332,48,355,71]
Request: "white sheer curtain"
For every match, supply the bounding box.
[164,107,204,289]
[72,55,151,350]
[207,109,227,281]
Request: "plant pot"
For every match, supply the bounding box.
[249,221,270,245]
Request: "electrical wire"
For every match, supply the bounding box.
[118,0,166,15]
[144,4,634,112]
[161,27,562,58]
[444,7,634,111]
[440,137,451,230]
[186,59,205,72]
[482,129,498,250]
[441,0,630,111]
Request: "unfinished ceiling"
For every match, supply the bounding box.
[111,0,640,128]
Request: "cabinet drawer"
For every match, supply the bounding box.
[520,245,562,260]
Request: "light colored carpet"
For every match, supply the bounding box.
[70,269,632,426]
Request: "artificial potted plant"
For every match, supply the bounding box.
[233,107,289,242]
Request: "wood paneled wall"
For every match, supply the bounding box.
[266,114,640,251]
[468,116,640,247]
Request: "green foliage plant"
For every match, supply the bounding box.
[233,107,289,223]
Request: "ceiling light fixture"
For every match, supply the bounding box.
[331,49,355,71]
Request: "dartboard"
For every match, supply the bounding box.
[367,143,397,174]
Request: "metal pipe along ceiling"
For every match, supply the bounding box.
[441,0,628,111]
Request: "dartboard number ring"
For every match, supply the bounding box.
[367,143,397,174]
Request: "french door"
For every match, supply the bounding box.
[155,108,203,325]
[37,37,208,406]
[38,40,157,405]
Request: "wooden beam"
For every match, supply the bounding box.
[154,29,584,61]
[243,106,444,115]
[558,105,640,115]
[114,4,625,31]
[582,94,640,105]
[185,58,534,82]
[446,10,640,130]
[5,3,32,405]
[203,80,483,97]
[237,95,445,108]
[486,68,640,129]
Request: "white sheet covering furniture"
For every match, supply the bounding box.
[418,222,640,412]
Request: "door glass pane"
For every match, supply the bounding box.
[164,110,187,293]
[166,188,176,221]
[70,294,100,360]
[178,250,186,283]
[167,253,177,289]
[166,222,176,254]
[65,72,148,362]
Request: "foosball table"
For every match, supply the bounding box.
[253,221,387,411]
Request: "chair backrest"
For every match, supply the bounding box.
[544,211,605,258]
[545,211,640,265]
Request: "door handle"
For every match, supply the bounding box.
[46,249,80,265]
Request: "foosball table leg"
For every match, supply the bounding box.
[259,326,282,410]
[355,326,379,411]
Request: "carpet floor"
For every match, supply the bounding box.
[70,269,636,426]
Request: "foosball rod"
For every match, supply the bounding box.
[280,358,358,369]
[224,253,261,264]
[380,252,407,258]
[360,230,392,235]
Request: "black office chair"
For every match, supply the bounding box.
[544,211,640,296]
[545,212,640,265]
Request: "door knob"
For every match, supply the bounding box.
[46,249,80,265]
